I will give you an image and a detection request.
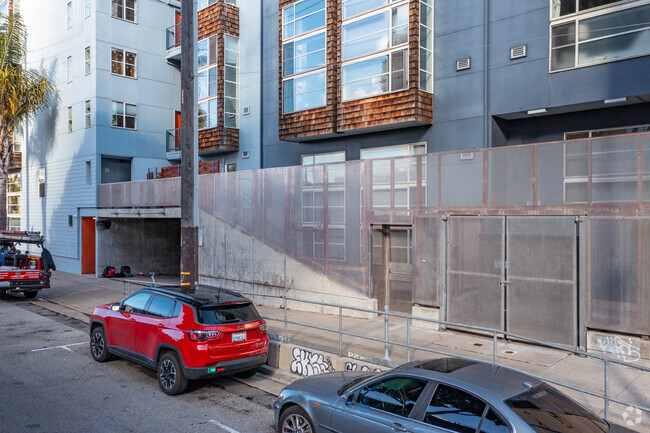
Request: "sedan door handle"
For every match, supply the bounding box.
[391,423,409,432]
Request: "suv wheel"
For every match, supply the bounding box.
[90,326,112,362]
[158,352,188,396]
[280,406,314,433]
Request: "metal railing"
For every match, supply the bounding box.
[166,23,180,51]
[166,128,180,153]
[236,291,650,422]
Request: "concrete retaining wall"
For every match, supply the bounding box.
[199,210,377,318]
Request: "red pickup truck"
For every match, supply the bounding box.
[0,231,56,299]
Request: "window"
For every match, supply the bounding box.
[120,292,152,314]
[66,2,72,28]
[197,35,218,129]
[357,376,427,417]
[200,0,238,8]
[424,384,486,433]
[7,173,20,231]
[506,383,608,433]
[111,48,137,78]
[146,295,176,318]
[301,151,346,166]
[13,123,24,153]
[420,0,433,92]
[85,100,91,128]
[67,106,73,132]
[282,0,326,40]
[0,0,8,17]
[226,163,237,172]
[342,50,407,101]
[341,1,409,101]
[225,35,239,128]
[550,1,650,71]
[480,409,510,433]
[84,0,90,17]
[84,46,91,75]
[282,0,327,113]
[38,168,45,198]
[85,160,92,185]
[283,70,327,112]
[112,0,136,23]
[67,56,72,82]
[111,101,137,130]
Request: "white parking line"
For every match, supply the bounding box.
[209,419,241,433]
[31,342,86,352]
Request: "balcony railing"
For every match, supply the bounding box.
[166,128,180,153]
[166,22,180,51]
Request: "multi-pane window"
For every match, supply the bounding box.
[199,0,238,9]
[85,100,91,128]
[550,1,650,71]
[342,49,407,101]
[7,173,21,231]
[13,123,24,153]
[67,56,72,82]
[66,2,72,28]
[84,46,91,75]
[282,0,327,113]
[420,0,433,92]
[197,35,218,129]
[224,35,239,128]
[38,169,45,198]
[112,0,136,23]
[84,0,90,18]
[111,101,137,130]
[111,48,137,78]
[67,106,73,132]
[341,1,408,101]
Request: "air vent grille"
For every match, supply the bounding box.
[456,58,471,71]
[510,45,527,59]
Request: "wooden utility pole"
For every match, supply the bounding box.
[180,0,199,293]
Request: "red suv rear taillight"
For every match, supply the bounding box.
[258,322,267,333]
[187,330,222,342]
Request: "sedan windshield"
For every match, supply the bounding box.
[505,384,608,433]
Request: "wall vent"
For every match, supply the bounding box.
[460,152,474,160]
[242,106,250,116]
[456,58,471,71]
[242,151,250,159]
[510,45,527,59]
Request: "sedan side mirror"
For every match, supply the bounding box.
[111,303,120,311]
[346,393,355,406]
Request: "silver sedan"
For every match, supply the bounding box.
[274,358,636,433]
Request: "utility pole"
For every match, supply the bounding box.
[180,0,199,293]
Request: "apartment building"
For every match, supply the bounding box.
[21,0,181,273]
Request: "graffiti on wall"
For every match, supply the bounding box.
[290,347,333,376]
[344,362,382,373]
[595,336,641,363]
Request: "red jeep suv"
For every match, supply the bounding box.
[89,286,269,395]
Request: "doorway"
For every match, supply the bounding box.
[371,225,413,314]
[81,217,96,274]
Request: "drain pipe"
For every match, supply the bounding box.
[259,0,264,169]
[483,0,490,148]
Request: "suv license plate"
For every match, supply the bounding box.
[232,331,247,343]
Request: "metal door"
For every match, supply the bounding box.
[446,216,579,346]
[371,225,413,314]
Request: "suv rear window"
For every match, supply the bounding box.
[197,303,261,325]
[505,384,609,433]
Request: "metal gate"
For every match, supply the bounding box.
[446,216,578,346]
[371,225,413,314]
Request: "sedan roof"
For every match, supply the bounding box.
[397,358,543,400]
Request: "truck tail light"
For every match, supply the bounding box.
[187,330,222,342]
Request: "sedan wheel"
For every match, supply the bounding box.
[280,406,314,433]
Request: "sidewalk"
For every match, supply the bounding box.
[23,272,650,432]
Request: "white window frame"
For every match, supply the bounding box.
[111,0,137,23]
[38,168,45,198]
[282,69,327,113]
[85,100,91,128]
[0,0,8,18]
[341,0,409,62]
[7,173,21,230]
[67,106,73,132]
[84,0,91,18]
[282,0,327,41]
[66,2,72,29]
[549,0,650,72]
[111,100,137,130]
[282,29,327,78]
[84,46,91,75]
[341,48,408,102]
[224,34,239,129]
[12,123,24,153]
[419,0,433,93]
[111,47,137,78]
[67,56,72,82]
